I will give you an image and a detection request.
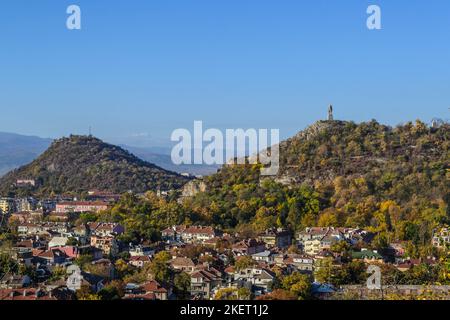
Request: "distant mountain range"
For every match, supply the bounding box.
[121,145,220,177]
[0,132,218,178]
[0,132,52,177]
[0,135,190,196]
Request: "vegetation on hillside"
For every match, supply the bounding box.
[79,120,449,261]
[0,135,189,197]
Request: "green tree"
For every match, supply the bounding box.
[281,272,312,300]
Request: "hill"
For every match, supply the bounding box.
[185,120,449,235]
[0,135,190,196]
[0,132,52,177]
[65,119,448,256]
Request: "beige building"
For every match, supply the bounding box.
[0,198,14,214]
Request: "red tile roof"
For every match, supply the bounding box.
[0,289,57,301]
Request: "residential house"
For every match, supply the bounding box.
[190,269,222,300]
[301,228,344,256]
[90,235,119,256]
[233,267,275,296]
[251,250,274,264]
[232,239,266,256]
[0,288,59,301]
[80,272,105,293]
[34,248,68,265]
[129,245,154,257]
[15,198,37,212]
[259,228,291,249]
[0,275,32,289]
[283,254,314,273]
[396,257,438,272]
[298,227,344,247]
[48,236,70,248]
[161,225,187,242]
[170,257,196,273]
[59,245,103,261]
[352,249,384,263]
[88,222,125,237]
[181,226,220,244]
[129,256,152,268]
[140,281,171,300]
[56,201,109,214]
[432,227,450,249]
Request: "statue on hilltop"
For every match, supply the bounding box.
[328,105,334,121]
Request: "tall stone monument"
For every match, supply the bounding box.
[328,105,334,121]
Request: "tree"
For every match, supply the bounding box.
[234,256,256,271]
[74,254,93,269]
[174,272,191,299]
[318,211,338,227]
[66,238,79,246]
[115,259,135,279]
[215,288,238,300]
[281,272,312,300]
[150,251,171,283]
[98,280,124,300]
[237,287,252,300]
[76,285,100,300]
[0,254,17,277]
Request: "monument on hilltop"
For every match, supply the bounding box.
[328,105,334,121]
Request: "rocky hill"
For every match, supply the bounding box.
[189,119,449,231]
[274,120,449,188]
[0,135,190,196]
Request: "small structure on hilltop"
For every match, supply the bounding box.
[328,105,334,121]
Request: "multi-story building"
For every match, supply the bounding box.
[258,228,292,249]
[56,201,109,214]
[432,227,450,249]
[190,269,222,300]
[15,198,37,212]
[90,235,119,256]
[0,198,14,214]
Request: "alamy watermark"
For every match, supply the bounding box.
[367,5,382,30]
[66,5,81,30]
[171,121,280,176]
[367,265,382,290]
[65,5,381,31]
[66,265,82,291]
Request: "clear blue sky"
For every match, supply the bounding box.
[0,0,449,147]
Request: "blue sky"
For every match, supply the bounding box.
[0,0,449,147]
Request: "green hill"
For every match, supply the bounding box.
[0,135,189,197]
[187,120,449,237]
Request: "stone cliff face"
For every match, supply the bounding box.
[181,180,207,198]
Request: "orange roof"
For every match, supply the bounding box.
[0,289,57,301]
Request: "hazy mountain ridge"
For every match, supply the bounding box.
[0,132,52,176]
[122,145,220,176]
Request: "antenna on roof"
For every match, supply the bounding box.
[89,126,92,137]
